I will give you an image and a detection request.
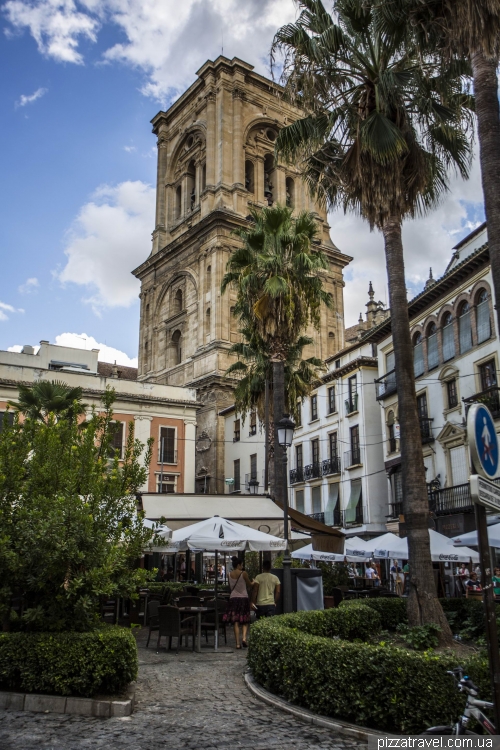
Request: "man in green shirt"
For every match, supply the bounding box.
[253,560,281,618]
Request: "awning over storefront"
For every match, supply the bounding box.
[140,493,285,537]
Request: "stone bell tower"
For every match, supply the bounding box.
[132,56,351,494]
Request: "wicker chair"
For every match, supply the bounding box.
[157,605,196,654]
[146,600,160,647]
[201,599,228,644]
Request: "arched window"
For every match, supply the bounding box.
[172,330,182,365]
[458,301,472,353]
[174,289,183,314]
[245,161,254,193]
[175,185,182,219]
[442,311,455,361]
[286,177,295,208]
[413,332,424,377]
[187,160,196,211]
[427,322,439,370]
[328,330,335,355]
[205,307,211,338]
[387,410,397,453]
[476,289,491,343]
[263,153,275,206]
[205,265,211,294]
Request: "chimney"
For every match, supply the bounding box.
[21,345,35,355]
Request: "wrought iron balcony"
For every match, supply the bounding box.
[428,477,500,515]
[323,456,341,475]
[158,449,178,464]
[375,369,397,400]
[304,462,322,480]
[290,467,305,484]
[419,417,434,444]
[308,512,325,524]
[387,502,403,519]
[342,504,364,526]
[463,386,500,419]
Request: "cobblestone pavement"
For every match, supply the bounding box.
[0,626,366,750]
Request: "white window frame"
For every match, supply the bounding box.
[158,424,178,464]
[155,471,179,493]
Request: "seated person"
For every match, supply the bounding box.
[465,572,482,591]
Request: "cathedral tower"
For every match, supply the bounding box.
[133,56,351,493]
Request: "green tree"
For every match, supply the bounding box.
[8,380,86,422]
[222,204,331,503]
[272,0,472,639]
[376,0,500,334]
[0,388,155,632]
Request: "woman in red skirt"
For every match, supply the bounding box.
[223,556,255,648]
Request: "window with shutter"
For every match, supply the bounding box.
[413,333,424,377]
[295,490,305,513]
[160,427,176,463]
[427,323,439,370]
[312,486,322,514]
[459,302,472,353]
[442,313,455,361]
[109,422,124,459]
[476,290,491,344]
[450,446,468,486]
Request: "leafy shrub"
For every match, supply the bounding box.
[340,596,407,630]
[248,616,490,733]
[317,562,350,595]
[272,604,379,641]
[438,598,499,641]
[396,623,441,650]
[0,626,137,697]
[146,583,229,596]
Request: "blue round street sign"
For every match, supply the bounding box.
[467,403,499,479]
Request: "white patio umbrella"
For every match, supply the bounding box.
[452,523,500,550]
[291,543,370,563]
[344,535,373,558]
[161,516,286,650]
[143,518,172,552]
[368,530,479,563]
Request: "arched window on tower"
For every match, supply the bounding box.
[172,330,182,365]
[245,161,254,193]
[187,160,196,211]
[286,177,295,208]
[263,154,275,206]
[174,288,183,314]
[328,330,335,356]
[175,185,182,219]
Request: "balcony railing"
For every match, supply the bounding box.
[463,386,500,419]
[323,456,341,475]
[387,501,403,519]
[375,369,397,400]
[233,431,240,443]
[304,462,322,480]
[158,449,178,464]
[290,467,305,484]
[342,504,364,526]
[309,512,325,524]
[345,394,359,414]
[419,417,434,444]
[344,449,362,467]
[428,477,500,515]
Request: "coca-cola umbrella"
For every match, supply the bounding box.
[163,516,286,649]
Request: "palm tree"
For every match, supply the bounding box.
[376,0,500,334]
[222,204,331,503]
[272,0,472,639]
[9,381,86,422]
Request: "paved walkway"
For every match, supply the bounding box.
[0,626,366,750]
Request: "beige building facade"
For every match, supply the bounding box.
[133,55,351,494]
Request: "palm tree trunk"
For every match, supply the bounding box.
[272,360,285,504]
[382,216,452,644]
[472,50,500,332]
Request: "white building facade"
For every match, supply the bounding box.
[221,405,267,494]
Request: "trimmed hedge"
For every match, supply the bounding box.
[0,626,137,697]
[340,597,407,630]
[146,583,228,595]
[248,615,489,733]
[272,603,381,641]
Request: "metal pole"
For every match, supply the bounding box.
[282,448,292,614]
[264,378,269,492]
[475,501,500,731]
[160,436,164,494]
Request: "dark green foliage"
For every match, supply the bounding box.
[317,562,349,595]
[0,627,137,697]
[248,616,489,733]
[438,598,492,640]
[274,603,380,641]
[340,596,408,630]
[396,623,441,650]
[146,583,229,595]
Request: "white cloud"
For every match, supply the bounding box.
[53,332,138,365]
[336,153,485,327]
[123,145,136,152]
[4,0,98,64]
[15,86,47,107]
[8,333,137,365]
[0,301,23,322]
[57,180,155,312]
[3,0,295,101]
[18,277,40,294]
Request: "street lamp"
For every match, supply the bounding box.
[276,414,295,613]
[248,478,260,495]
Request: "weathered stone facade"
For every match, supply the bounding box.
[133,56,351,493]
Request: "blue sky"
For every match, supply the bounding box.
[0,0,486,364]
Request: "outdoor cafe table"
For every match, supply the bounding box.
[177,606,213,653]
